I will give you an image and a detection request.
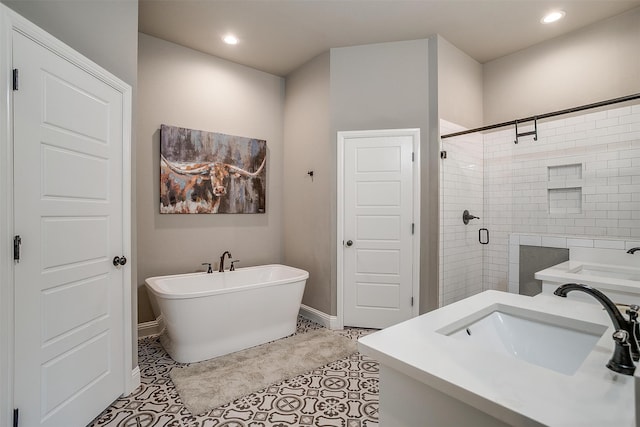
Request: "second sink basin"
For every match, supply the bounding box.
[443,308,607,375]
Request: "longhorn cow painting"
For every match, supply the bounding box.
[160,124,267,214]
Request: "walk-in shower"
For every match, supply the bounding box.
[439,93,640,307]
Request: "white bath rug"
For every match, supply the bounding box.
[169,328,358,415]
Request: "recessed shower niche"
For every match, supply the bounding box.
[547,164,583,215]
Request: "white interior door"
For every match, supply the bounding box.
[12,30,125,426]
[340,130,419,329]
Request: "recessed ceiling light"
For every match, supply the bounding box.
[223,34,239,45]
[541,10,566,24]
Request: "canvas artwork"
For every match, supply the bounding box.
[160,124,267,214]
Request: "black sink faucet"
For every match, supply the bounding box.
[554,283,638,375]
[627,247,640,254]
[219,251,232,272]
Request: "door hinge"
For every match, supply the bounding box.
[411,223,414,235]
[440,150,447,159]
[13,408,18,427]
[411,152,415,162]
[411,297,414,306]
[12,69,18,91]
[14,235,21,262]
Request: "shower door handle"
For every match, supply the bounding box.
[479,228,489,245]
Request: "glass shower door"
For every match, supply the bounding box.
[439,120,485,307]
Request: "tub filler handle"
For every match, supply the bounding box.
[230,260,240,271]
[202,262,213,273]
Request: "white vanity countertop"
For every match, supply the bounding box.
[535,248,640,294]
[358,290,635,427]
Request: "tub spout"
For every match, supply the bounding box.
[219,251,232,272]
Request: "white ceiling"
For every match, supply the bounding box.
[139,0,640,77]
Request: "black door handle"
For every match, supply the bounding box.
[113,256,127,266]
[346,240,353,247]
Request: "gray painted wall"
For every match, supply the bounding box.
[330,39,435,315]
[137,34,285,322]
[426,36,440,312]
[283,52,332,314]
[2,0,137,86]
[437,35,484,129]
[283,40,438,316]
[484,7,640,124]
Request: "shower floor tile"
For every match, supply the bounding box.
[89,317,379,427]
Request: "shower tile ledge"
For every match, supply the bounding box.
[358,290,635,427]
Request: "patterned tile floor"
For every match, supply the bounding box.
[89,318,379,427]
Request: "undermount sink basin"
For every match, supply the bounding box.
[568,264,640,282]
[445,309,607,375]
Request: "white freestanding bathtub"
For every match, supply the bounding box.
[145,264,308,363]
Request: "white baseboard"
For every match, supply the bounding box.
[137,319,161,337]
[125,366,141,395]
[299,304,340,330]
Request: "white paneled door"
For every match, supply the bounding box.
[340,130,419,329]
[12,30,126,426]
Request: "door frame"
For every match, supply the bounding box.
[337,128,421,329]
[0,6,135,425]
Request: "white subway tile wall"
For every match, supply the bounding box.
[441,103,640,302]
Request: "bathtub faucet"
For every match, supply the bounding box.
[219,251,232,272]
